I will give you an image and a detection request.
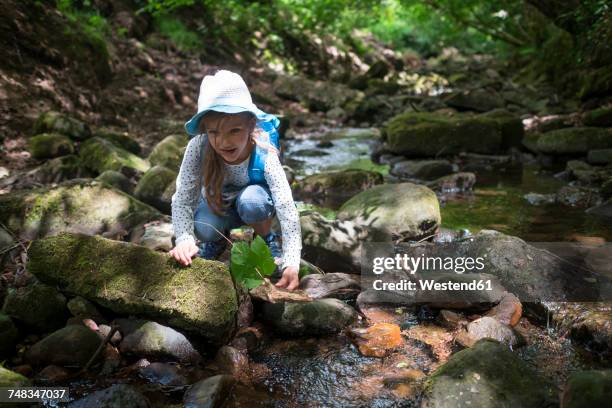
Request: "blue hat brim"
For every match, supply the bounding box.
[185,104,275,136]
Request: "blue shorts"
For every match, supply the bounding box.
[194,184,276,243]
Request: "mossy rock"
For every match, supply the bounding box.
[0,313,19,359]
[536,127,612,155]
[562,370,612,408]
[0,366,30,387]
[337,182,441,241]
[390,160,453,180]
[134,165,177,213]
[148,134,188,170]
[522,132,542,153]
[27,233,238,344]
[365,78,400,96]
[587,149,612,165]
[423,339,556,408]
[295,169,383,199]
[482,109,524,149]
[583,107,612,127]
[383,112,502,157]
[95,170,134,194]
[32,111,91,140]
[444,89,505,113]
[28,133,74,159]
[274,74,362,112]
[2,282,68,333]
[30,154,87,184]
[94,128,142,155]
[80,137,150,176]
[0,178,162,240]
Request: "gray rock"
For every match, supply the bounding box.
[68,384,149,408]
[131,221,174,252]
[215,345,249,376]
[299,273,361,300]
[134,165,177,213]
[184,375,235,408]
[455,316,520,348]
[586,198,612,219]
[536,127,612,155]
[96,170,134,194]
[262,298,357,336]
[444,89,505,112]
[587,148,612,165]
[79,137,150,176]
[94,128,141,155]
[139,362,188,387]
[422,339,556,408]
[337,182,441,241]
[524,192,556,206]
[67,296,105,322]
[2,282,68,333]
[391,159,453,180]
[119,320,201,364]
[148,134,187,170]
[26,325,102,368]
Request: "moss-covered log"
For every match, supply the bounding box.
[27,233,238,345]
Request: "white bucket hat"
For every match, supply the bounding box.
[185,70,270,136]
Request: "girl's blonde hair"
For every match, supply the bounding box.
[199,111,280,216]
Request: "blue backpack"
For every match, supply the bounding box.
[196,111,281,186]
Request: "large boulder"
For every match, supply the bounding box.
[79,137,150,175]
[28,133,74,159]
[27,233,238,345]
[26,325,102,367]
[382,112,503,157]
[2,282,68,333]
[536,127,612,155]
[337,182,441,241]
[422,339,556,407]
[133,165,177,213]
[262,298,357,336]
[94,128,142,155]
[33,111,91,140]
[148,134,187,170]
[0,179,162,240]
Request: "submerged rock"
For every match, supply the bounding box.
[391,159,453,180]
[26,325,102,368]
[0,179,162,240]
[262,298,357,336]
[184,375,235,408]
[422,339,556,407]
[28,233,238,345]
[337,182,441,241]
[118,320,201,364]
[2,282,68,333]
[427,172,476,193]
[68,384,149,408]
[139,362,188,387]
[348,322,402,357]
[561,369,612,408]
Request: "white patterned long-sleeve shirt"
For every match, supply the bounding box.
[171,134,302,270]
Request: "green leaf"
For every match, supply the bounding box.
[230,235,278,289]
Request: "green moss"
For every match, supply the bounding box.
[583,107,612,127]
[0,313,18,359]
[1,282,68,333]
[32,111,91,140]
[27,233,238,344]
[94,129,142,155]
[0,366,31,387]
[80,137,151,175]
[384,112,502,157]
[134,165,177,205]
[148,134,187,170]
[563,370,612,408]
[28,133,74,159]
[536,127,612,155]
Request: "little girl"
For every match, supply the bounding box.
[169,70,302,291]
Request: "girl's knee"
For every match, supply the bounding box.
[236,184,274,224]
[194,198,226,242]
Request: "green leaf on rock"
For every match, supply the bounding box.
[230,235,276,289]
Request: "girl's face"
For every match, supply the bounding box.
[201,112,256,164]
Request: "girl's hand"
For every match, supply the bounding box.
[274,266,299,291]
[169,241,199,266]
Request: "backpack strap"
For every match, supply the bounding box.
[248,113,281,185]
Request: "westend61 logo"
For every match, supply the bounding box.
[372,253,486,275]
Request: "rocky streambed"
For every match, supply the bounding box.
[1,67,612,406]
